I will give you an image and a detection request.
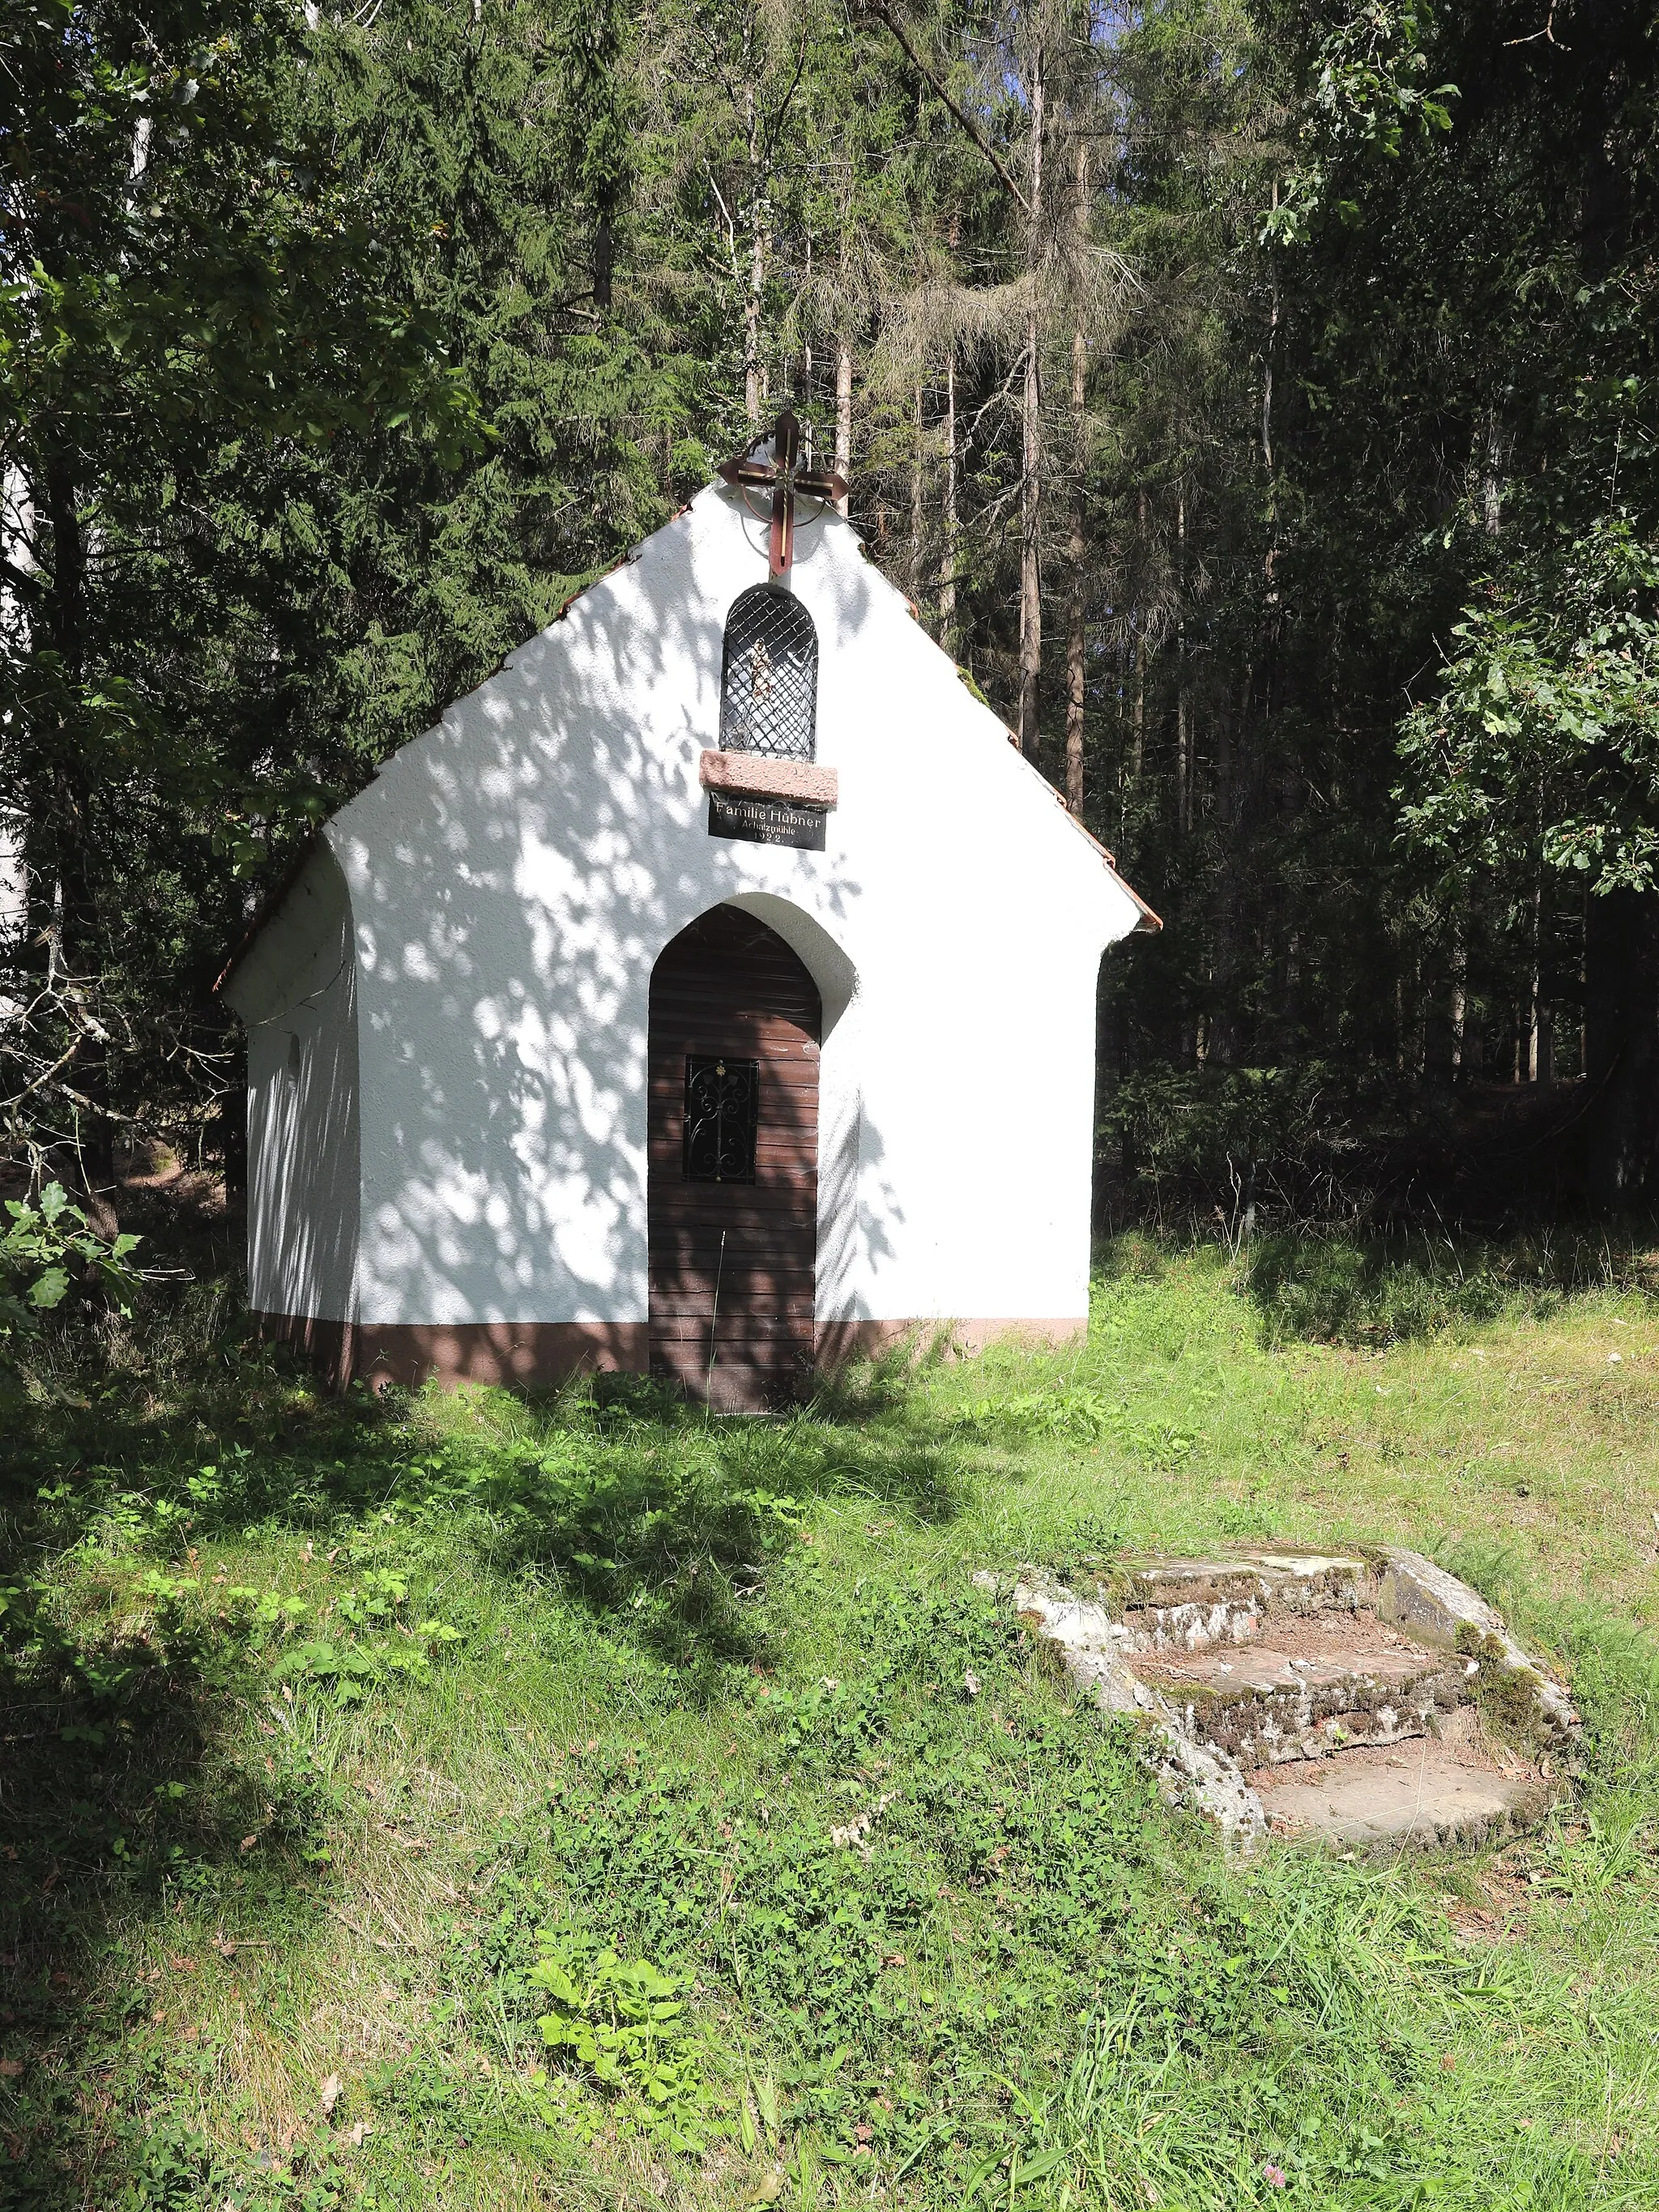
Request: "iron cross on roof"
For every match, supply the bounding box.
[718,407,848,578]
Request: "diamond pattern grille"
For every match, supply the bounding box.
[719,586,818,761]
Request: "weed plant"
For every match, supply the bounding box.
[1,1242,1657,2209]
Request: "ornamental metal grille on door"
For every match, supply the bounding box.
[683,1055,759,1183]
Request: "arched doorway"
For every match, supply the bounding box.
[647,905,822,1409]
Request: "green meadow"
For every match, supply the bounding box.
[3,1234,1658,2210]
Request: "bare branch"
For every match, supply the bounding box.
[855,0,1030,214]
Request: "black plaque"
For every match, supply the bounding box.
[707,791,827,850]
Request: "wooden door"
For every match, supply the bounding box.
[647,906,821,1409]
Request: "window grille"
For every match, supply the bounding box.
[683,1055,759,1183]
[719,586,818,761]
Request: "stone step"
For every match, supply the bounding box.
[1251,1708,1550,1852]
[1122,1611,1470,1767]
[1113,1550,1370,1654]
[985,1544,1578,1853]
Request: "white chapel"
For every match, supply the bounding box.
[219,416,1158,1406]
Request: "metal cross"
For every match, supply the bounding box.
[718,407,848,578]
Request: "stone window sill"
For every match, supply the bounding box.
[699,750,838,807]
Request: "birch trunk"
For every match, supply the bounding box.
[1527,876,1542,1080]
[1450,921,1467,1078]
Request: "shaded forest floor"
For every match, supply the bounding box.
[3,1235,1659,2210]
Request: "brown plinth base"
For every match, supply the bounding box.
[814,1317,1086,1366]
[254,1311,1087,1396]
[254,1314,649,1392]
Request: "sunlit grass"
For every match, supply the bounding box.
[2,1236,1658,2207]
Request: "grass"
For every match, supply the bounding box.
[2,1232,1659,2210]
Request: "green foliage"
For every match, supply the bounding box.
[544,0,635,237]
[0,1180,143,1340]
[0,0,1655,1225]
[1103,0,1659,1214]
[530,1938,714,2149]
[267,1617,463,1707]
[486,1585,1283,2182]
[1243,1225,1655,1345]
[1399,518,1659,894]
[0,1532,464,1752]
[1102,1065,1350,1215]
[0,0,661,1165]
[405,1414,809,1588]
[1247,1234,1519,1345]
[1262,1,1456,245]
[948,1387,1195,1467]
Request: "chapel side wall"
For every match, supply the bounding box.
[245,940,360,1329]
[795,526,1132,1345]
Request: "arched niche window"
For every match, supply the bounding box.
[719,585,818,761]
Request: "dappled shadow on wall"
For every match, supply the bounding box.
[337,508,903,1366]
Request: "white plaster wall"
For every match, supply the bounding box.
[234,849,361,1321]
[285,483,1137,1333]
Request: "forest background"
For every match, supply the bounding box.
[2,0,1656,1244]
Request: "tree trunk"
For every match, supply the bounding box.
[940,350,957,644]
[744,79,764,428]
[1208,666,1252,1069]
[1585,890,1659,1208]
[221,1079,248,1201]
[1064,516,1085,814]
[1018,331,1043,754]
[1479,409,1507,536]
[800,235,812,407]
[1064,135,1089,816]
[42,457,96,977]
[1065,324,1085,816]
[834,340,852,516]
[1017,43,1044,757]
[594,190,616,311]
[1261,221,1279,595]
[1449,919,1467,1080]
[910,384,924,606]
[1175,488,1188,834]
[40,449,116,1218]
[1209,701,1238,1064]
[1527,875,1542,1081]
